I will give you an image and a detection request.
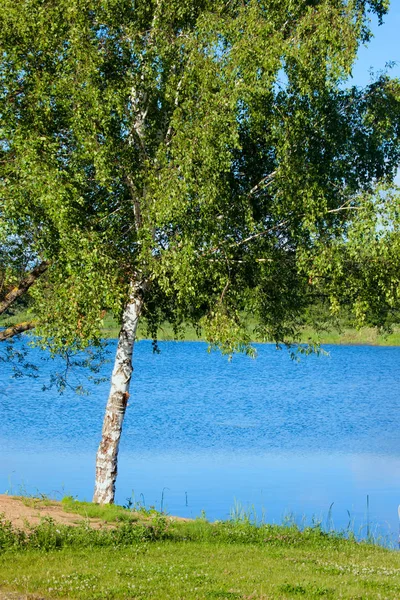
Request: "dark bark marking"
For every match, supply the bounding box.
[122,392,130,408]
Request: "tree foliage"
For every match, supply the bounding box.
[0,0,399,352]
[309,185,400,331]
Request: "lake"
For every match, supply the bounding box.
[1,340,400,544]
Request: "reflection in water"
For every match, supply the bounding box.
[1,341,400,542]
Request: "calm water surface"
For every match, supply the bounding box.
[1,340,400,542]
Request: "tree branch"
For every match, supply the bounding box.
[203,197,361,259]
[326,206,362,214]
[165,76,183,146]
[0,261,49,316]
[0,321,36,341]
[234,220,289,247]
[126,175,143,230]
[249,171,277,196]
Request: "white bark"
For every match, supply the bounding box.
[93,280,144,504]
[93,4,163,505]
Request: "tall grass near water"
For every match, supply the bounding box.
[1,501,400,600]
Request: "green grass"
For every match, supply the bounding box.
[60,496,150,523]
[3,310,400,346]
[297,325,400,346]
[99,312,203,341]
[1,507,400,599]
[14,494,55,510]
[0,311,30,326]
[0,311,201,342]
[99,313,400,345]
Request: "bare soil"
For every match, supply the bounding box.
[0,495,104,529]
[0,495,191,531]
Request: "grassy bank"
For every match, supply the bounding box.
[2,311,400,345]
[1,499,400,599]
[102,314,400,346]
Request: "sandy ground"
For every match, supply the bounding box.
[0,494,105,529]
[0,494,191,531]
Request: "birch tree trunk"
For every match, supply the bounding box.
[93,280,144,504]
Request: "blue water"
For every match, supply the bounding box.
[1,340,400,543]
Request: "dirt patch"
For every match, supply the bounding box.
[0,495,192,530]
[0,495,103,529]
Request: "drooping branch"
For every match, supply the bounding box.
[233,219,290,248]
[0,321,36,341]
[0,261,49,316]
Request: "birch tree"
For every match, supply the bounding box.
[1,0,399,503]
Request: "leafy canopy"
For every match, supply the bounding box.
[1,0,399,353]
[309,184,400,331]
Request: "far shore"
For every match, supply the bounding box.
[2,312,400,346]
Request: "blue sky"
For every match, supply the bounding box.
[350,2,400,183]
[350,2,400,86]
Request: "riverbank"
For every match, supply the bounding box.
[103,317,400,346]
[2,312,400,345]
[0,495,400,599]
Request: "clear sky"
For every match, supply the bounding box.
[350,2,400,182]
[350,1,400,87]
